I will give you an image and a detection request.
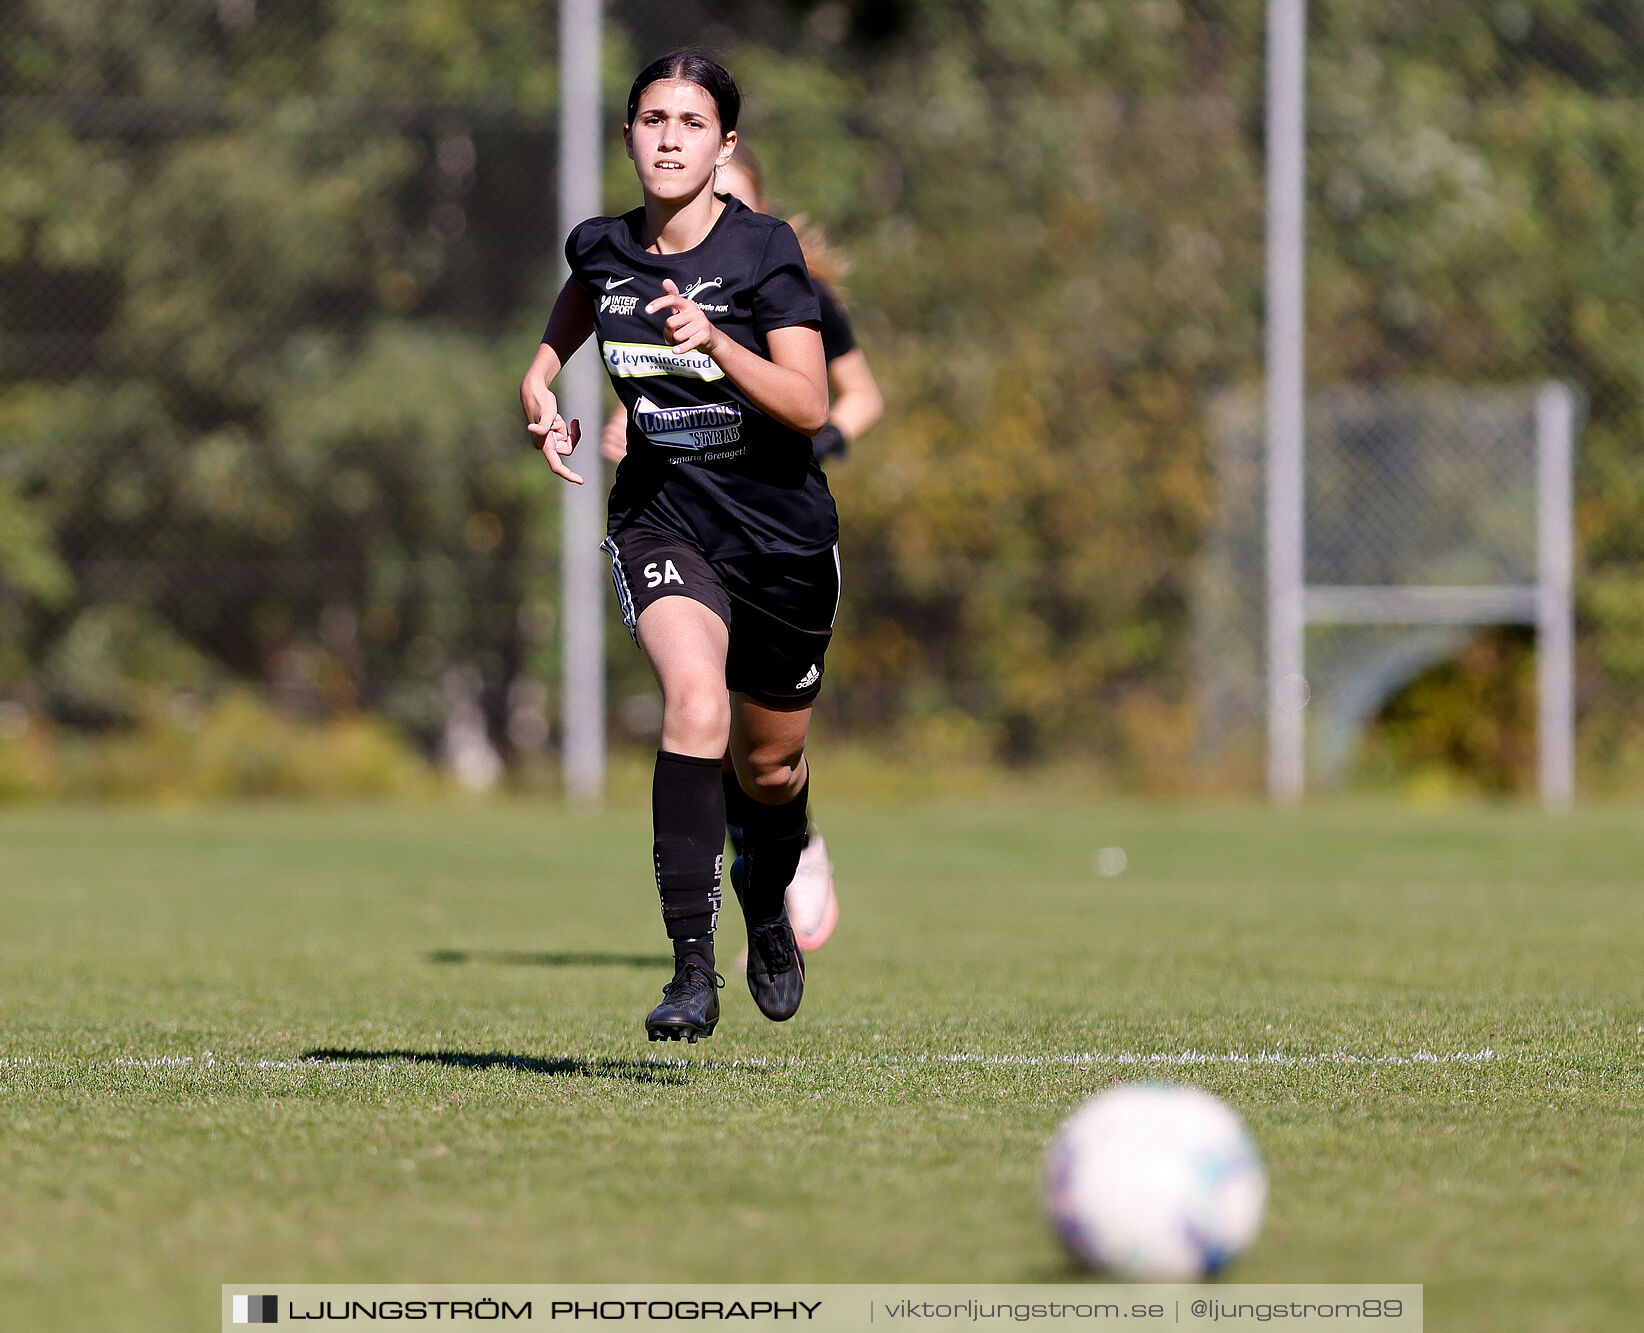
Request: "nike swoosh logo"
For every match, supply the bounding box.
[605,276,635,290]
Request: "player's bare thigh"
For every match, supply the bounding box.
[635,597,730,759]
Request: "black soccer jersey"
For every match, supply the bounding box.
[816,282,856,364]
[565,195,839,560]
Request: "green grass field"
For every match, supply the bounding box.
[2,795,1640,1331]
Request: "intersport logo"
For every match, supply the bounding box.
[602,341,725,381]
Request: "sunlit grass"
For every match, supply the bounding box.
[1,797,1640,1331]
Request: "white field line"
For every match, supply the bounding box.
[881,1048,1503,1068]
[0,1047,1507,1073]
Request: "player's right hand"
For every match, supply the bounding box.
[523,386,584,485]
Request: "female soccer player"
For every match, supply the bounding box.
[601,142,883,958]
[520,51,837,1043]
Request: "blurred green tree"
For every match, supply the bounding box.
[2,0,1644,790]
[0,0,566,754]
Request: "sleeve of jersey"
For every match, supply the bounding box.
[816,283,857,362]
[751,222,823,335]
[562,221,597,299]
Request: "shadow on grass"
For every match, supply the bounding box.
[1021,1253,1239,1285]
[425,949,668,969]
[302,1047,697,1083]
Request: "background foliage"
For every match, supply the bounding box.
[3,0,1643,794]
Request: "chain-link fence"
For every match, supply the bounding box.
[3,2,1643,794]
[1197,381,1568,791]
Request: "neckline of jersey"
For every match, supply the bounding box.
[618,193,744,262]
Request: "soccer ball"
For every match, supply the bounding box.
[1043,1082,1267,1280]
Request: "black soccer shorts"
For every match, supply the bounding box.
[601,526,841,709]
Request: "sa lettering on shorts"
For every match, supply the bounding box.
[644,560,686,589]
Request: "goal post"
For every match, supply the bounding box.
[557,0,606,801]
[1200,382,1578,807]
[1256,1,1574,808]
[1535,382,1575,809]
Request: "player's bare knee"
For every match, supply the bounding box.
[662,691,730,754]
[744,749,804,803]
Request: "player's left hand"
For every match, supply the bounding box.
[646,279,718,356]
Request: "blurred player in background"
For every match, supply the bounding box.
[602,142,883,960]
[523,51,838,1042]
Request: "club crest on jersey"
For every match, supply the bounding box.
[633,395,742,452]
[682,276,729,314]
[602,341,725,381]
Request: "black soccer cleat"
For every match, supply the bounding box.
[644,959,723,1043]
[732,856,805,1022]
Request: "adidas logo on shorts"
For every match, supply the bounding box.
[795,664,821,690]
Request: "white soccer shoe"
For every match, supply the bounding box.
[732,826,839,969]
[785,826,838,951]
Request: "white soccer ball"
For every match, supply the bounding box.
[1043,1082,1267,1280]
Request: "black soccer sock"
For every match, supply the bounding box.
[739,774,810,927]
[722,765,755,858]
[652,750,725,942]
[673,935,715,973]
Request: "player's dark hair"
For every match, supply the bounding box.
[626,49,741,134]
